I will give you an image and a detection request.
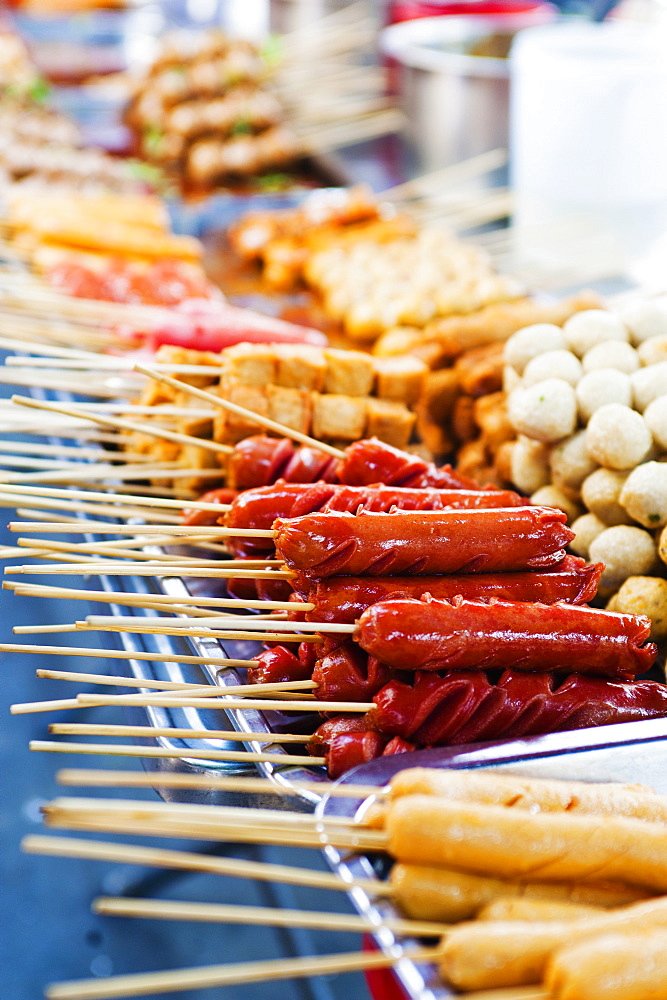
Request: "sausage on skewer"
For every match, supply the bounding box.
[294,562,603,624]
[313,670,667,775]
[274,507,575,578]
[356,595,656,679]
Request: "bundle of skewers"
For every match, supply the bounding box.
[3,377,666,786]
[19,764,667,998]
[123,3,404,191]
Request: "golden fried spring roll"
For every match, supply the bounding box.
[389,863,647,923]
[477,897,605,922]
[388,768,667,825]
[440,896,667,991]
[386,796,667,892]
[546,927,667,1000]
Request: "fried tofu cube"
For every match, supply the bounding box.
[311,392,367,441]
[372,326,424,358]
[154,345,221,388]
[324,348,375,396]
[222,343,277,387]
[373,355,427,406]
[213,384,269,444]
[418,369,461,430]
[178,443,225,494]
[138,378,174,407]
[266,385,312,435]
[274,345,326,391]
[175,390,215,438]
[365,398,415,449]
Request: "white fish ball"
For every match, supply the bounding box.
[507,378,577,443]
[581,468,632,525]
[504,324,566,374]
[509,436,551,494]
[617,297,667,344]
[585,404,652,470]
[582,340,639,375]
[631,362,667,412]
[502,364,522,393]
[531,485,583,523]
[523,350,582,388]
[563,310,629,357]
[644,397,667,451]
[569,512,608,559]
[637,336,667,367]
[549,430,598,491]
[589,525,658,590]
[619,461,667,528]
[576,369,633,423]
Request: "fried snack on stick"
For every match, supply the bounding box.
[477,897,605,922]
[546,927,667,1000]
[26,216,203,262]
[387,795,667,892]
[387,768,667,825]
[414,291,604,366]
[440,896,667,990]
[389,863,648,923]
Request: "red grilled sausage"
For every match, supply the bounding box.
[274,507,574,579]
[356,596,656,680]
[225,434,489,491]
[294,564,602,624]
[367,668,667,745]
[223,480,526,558]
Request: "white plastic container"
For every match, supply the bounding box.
[510,20,667,263]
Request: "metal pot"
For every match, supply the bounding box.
[380,10,555,171]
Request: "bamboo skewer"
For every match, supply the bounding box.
[44,946,443,1000]
[31,740,325,768]
[134,365,345,459]
[10,394,234,455]
[85,614,349,633]
[45,798,355,830]
[74,694,372,712]
[40,670,313,693]
[0,643,257,670]
[67,622,315,643]
[382,148,508,201]
[0,495,184,522]
[49,722,314,743]
[11,537,237,566]
[22,832,390,891]
[40,796,388,848]
[0,482,232,513]
[10,522,236,535]
[6,563,295,578]
[4,581,307,613]
[0,441,155,463]
[0,461,226,486]
[10,679,316,715]
[93,895,450,937]
[54,768,381,799]
[0,370,137,399]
